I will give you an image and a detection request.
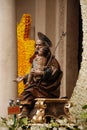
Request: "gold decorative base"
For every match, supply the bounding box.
[31,98,69,123]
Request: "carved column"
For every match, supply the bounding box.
[0,0,17,117]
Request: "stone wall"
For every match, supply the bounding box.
[70,0,87,119]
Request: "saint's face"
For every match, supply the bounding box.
[35,39,44,53]
[38,48,44,56]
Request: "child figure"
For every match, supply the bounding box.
[14,46,50,86]
[26,46,50,85]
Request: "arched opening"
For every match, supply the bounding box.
[64,0,82,98]
[16,0,82,99]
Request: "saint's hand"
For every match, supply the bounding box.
[13,76,24,83]
[31,68,44,76]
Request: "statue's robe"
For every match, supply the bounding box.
[19,56,63,105]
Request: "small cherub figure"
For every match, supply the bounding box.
[32,108,46,123]
[26,46,50,85]
[14,46,50,86]
[32,100,46,123]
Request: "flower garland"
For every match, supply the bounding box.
[17,14,35,95]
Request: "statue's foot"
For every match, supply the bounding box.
[20,100,32,105]
[17,105,29,119]
[17,110,28,119]
[17,103,34,119]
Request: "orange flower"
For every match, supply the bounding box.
[17,14,35,95]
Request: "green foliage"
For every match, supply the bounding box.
[75,104,87,130]
[80,104,87,120]
[82,105,87,109]
[0,115,83,130]
[0,116,29,130]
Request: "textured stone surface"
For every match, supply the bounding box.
[70,0,87,119]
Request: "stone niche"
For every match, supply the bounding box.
[15,1,87,129]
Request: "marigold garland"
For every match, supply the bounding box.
[17,14,35,95]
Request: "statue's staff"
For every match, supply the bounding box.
[37,32,66,87]
[47,32,67,66]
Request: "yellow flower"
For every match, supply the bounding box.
[17,14,35,95]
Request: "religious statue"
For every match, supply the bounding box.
[15,32,63,119]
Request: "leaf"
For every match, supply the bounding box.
[82,105,87,109]
[81,112,87,119]
[19,117,28,125]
